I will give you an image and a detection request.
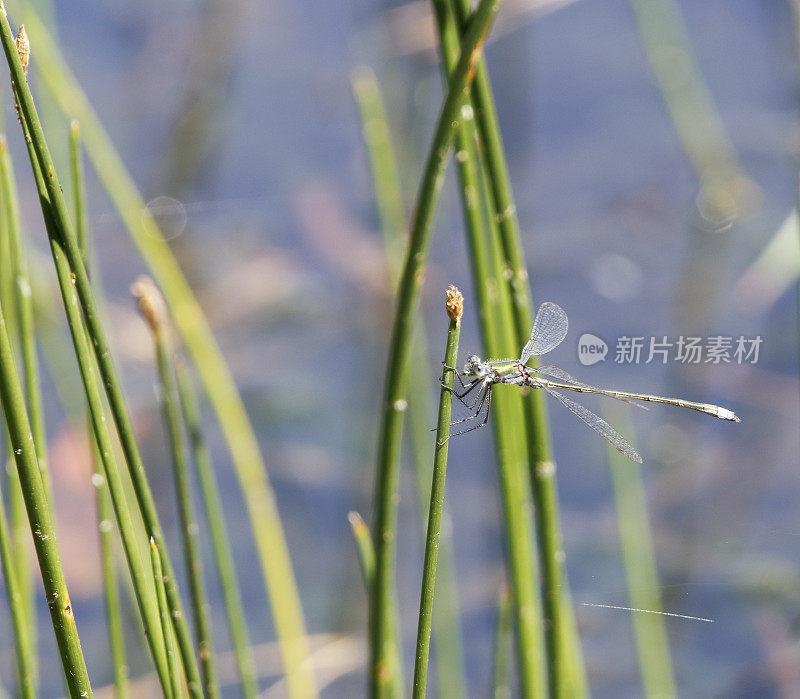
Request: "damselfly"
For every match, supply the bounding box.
[447,302,739,463]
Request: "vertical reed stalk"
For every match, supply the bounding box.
[353,66,466,699]
[0,471,34,699]
[176,363,259,699]
[430,0,546,693]
[0,15,205,694]
[627,0,747,218]
[370,2,505,694]
[445,0,587,692]
[0,233,91,698]
[93,459,131,699]
[4,475,33,688]
[71,121,130,699]
[347,511,403,699]
[15,81,172,696]
[0,136,50,501]
[491,588,512,699]
[0,148,36,696]
[16,13,315,695]
[411,286,462,699]
[151,537,182,699]
[134,277,220,699]
[604,406,676,698]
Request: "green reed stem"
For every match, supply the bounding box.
[347,511,402,699]
[140,280,220,699]
[0,220,91,698]
[0,135,50,503]
[604,405,676,698]
[0,138,36,696]
[491,588,512,699]
[17,13,315,695]
[351,68,406,259]
[151,537,181,699]
[431,0,546,693]
[15,83,172,696]
[370,3,504,694]
[348,511,376,589]
[447,0,586,692]
[4,471,33,689]
[176,364,259,699]
[69,122,88,261]
[0,136,38,694]
[0,15,205,695]
[0,469,34,699]
[93,456,131,699]
[411,288,461,699]
[71,119,131,699]
[353,66,466,699]
[627,0,748,220]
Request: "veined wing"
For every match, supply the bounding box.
[535,365,588,384]
[543,385,643,463]
[520,302,568,363]
[535,365,648,411]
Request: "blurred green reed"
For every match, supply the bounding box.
[0,142,38,696]
[628,0,751,224]
[0,447,35,699]
[491,588,512,699]
[0,135,39,698]
[176,363,260,699]
[135,277,221,699]
[15,8,316,694]
[0,136,51,504]
[91,442,132,699]
[603,405,677,699]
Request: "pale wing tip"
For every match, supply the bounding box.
[719,408,740,422]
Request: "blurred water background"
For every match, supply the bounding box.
[3,0,799,695]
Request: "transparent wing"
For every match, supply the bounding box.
[520,302,568,362]
[535,365,648,411]
[535,365,585,384]
[543,386,643,463]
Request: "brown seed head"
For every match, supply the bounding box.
[445,284,463,322]
[131,275,168,335]
[15,25,29,75]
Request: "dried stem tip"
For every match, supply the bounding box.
[131,275,168,334]
[347,511,368,534]
[15,25,29,75]
[445,284,463,322]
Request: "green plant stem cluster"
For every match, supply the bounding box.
[15,11,315,694]
[369,1,505,695]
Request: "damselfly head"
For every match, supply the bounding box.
[464,354,488,377]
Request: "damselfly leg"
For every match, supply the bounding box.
[440,382,493,444]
